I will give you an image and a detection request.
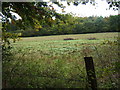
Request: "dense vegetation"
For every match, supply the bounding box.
[3,32,119,88]
[6,14,120,37]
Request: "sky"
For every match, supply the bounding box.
[49,0,118,17]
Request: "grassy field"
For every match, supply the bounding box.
[3,32,120,88]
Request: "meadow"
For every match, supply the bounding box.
[3,32,119,88]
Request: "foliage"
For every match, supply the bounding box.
[2,2,64,29]
[2,23,22,50]
[71,0,120,10]
[2,1,120,36]
[16,15,120,37]
[108,15,120,32]
[2,2,68,48]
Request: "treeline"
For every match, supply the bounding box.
[7,14,120,37]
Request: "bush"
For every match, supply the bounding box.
[64,38,75,40]
[87,37,97,40]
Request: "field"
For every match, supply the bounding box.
[3,32,120,88]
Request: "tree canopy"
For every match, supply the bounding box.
[1,0,120,27]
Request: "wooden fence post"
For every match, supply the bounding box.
[84,57,97,90]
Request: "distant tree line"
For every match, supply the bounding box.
[6,14,120,37]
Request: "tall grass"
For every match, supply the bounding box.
[3,32,119,88]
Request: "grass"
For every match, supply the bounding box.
[3,32,120,88]
[18,32,118,41]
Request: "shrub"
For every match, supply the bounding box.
[64,38,74,40]
[87,37,97,40]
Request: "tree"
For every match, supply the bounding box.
[1,2,65,48]
[1,0,119,26]
[69,0,120,10]
[109,15,120,32]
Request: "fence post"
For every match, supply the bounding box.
[84,57,97,90]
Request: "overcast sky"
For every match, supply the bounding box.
[50,1,118,17]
